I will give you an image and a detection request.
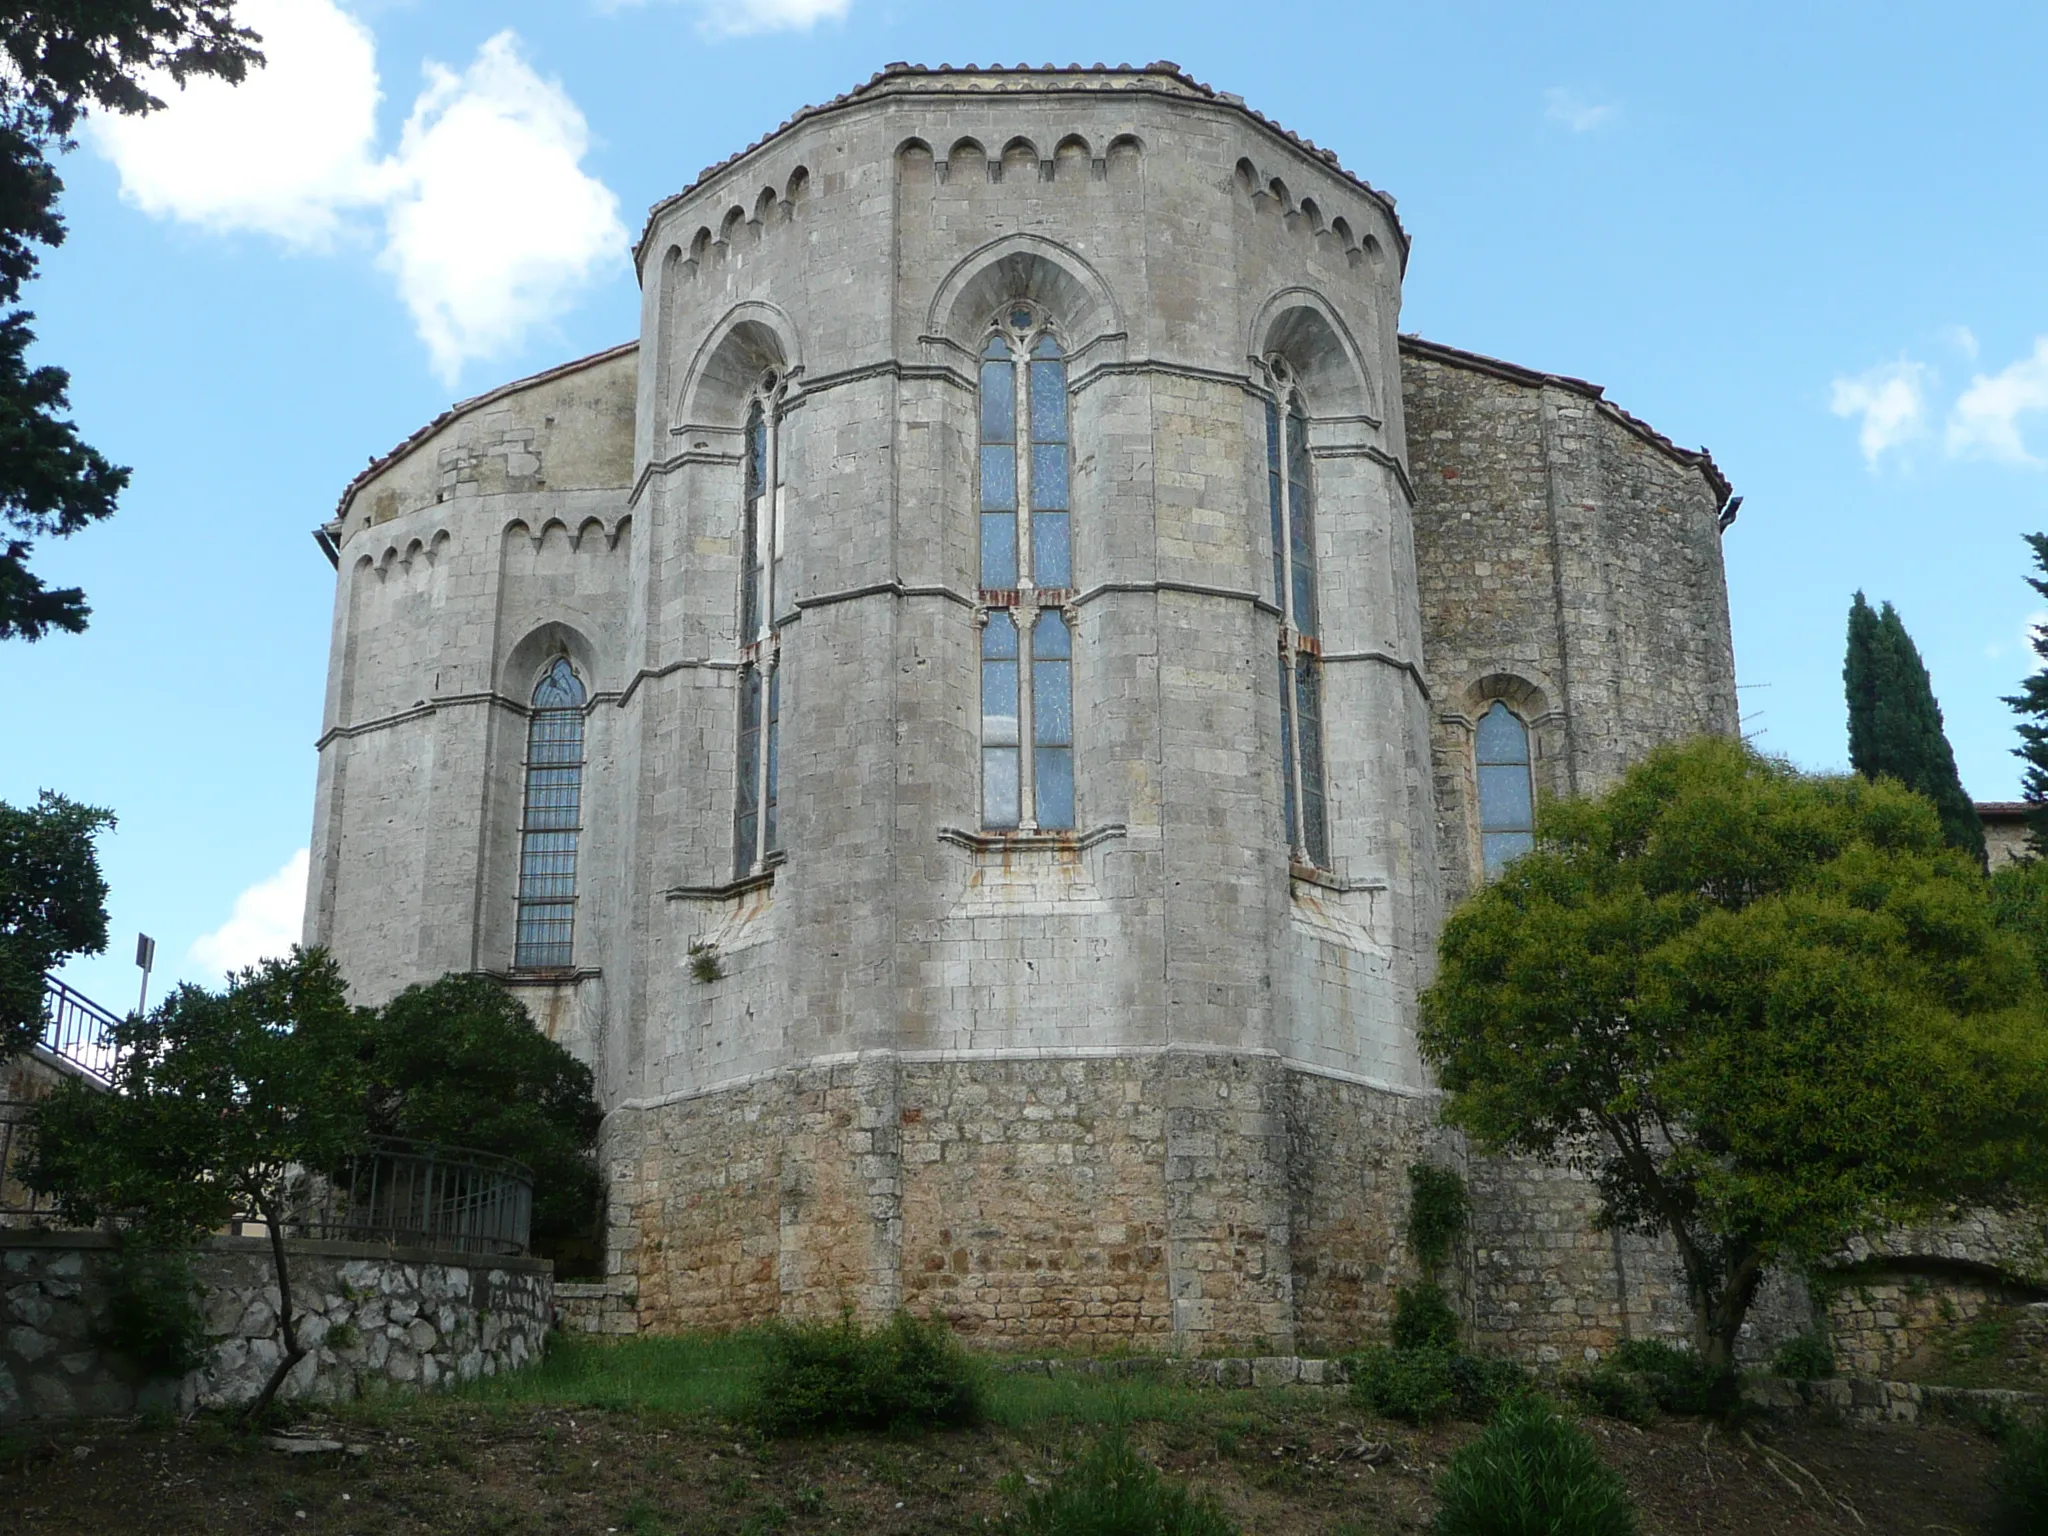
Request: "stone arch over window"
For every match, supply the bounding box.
[927,234,1124,358]
[514,655,588,970]
[1456,672,1556,880]
[973,297,1077,832]
[502,618,601,701]
[1250,288,1374,421]
[674,301,802,433]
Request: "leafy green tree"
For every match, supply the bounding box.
[0,790,112,1056]
[1844,591,1986,862]
[0,1,260,638]
[28,948,366,1416]
[2006,534,2048,854]
[1420,737,2048,1374]
[357,973,603,1271]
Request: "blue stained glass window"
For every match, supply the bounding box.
[734,662,762,875]
[980,446,1017,511]
[1278,653,1297,851]
[515,658,586,969]
[1286,397,1317,640]
[982,612,1021,828]
[981,356,1016,443]
[1267,399,1286,612]
[740,403,767,642]
[763,663,781,855]
[981,513,1018,589]
[1295,655,1327,867]
[1034,611,1073,830]
[1033,512,1071,588]
[1031,444,1069,511]
[1477,702,1534,876]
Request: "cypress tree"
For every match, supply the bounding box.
[1844,591,1987,863]
[2004,534,2048,855]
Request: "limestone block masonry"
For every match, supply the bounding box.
[303,64,1764,1358]
[0,1233,551,1420]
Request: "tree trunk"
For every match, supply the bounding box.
[246,1191,308,1421]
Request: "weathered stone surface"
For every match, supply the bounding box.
[0,1233,550,1422]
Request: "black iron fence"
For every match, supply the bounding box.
[259,1139,536,1258]
[34,977,123,1085]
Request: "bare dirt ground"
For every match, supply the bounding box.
[0,1394,1999,1536]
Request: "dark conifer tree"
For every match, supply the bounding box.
[1844,591,1986,863]
[2004,534,2048,854]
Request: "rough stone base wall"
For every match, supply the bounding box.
[609,1052,1467,1353]
[1469,1153,1813,1368]
[0,1233,551,1420]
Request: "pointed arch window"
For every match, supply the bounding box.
[1265,362,1327,866]
[1476,702,1534,876]
[735,376,788,876]
[515,657,586,969]
[977,305,1075,830]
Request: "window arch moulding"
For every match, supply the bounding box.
[1249,287,1378,427]
[924,234,1126,366]
[671,301,804,438]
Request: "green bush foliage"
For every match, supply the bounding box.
[1568,1339,1733,1422]
[753,1311,983,1436]
[1405,1164,1471,1275]
[1350,1345,1524,1426]
[100,1242,207,1378]
[0,792,113,1058]
[356,974,605,1273]
[1390,1282,1461,1351]
[998,1431,1237,1536]
[1986,1414,2048,1536]
[1432,1393,1637,1536]
[1769,1331,1835,1381]
[1420,737,2048,1372]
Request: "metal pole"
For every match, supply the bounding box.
[134,933,156,1016]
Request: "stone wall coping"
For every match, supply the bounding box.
[0,1229,553,1275]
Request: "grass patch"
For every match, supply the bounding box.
[1432,1393,1637,1536]
[452,1330,768,1418]
[753,1311,984,1435]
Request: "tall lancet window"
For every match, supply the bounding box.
[515,657,586,969]
[1476,701,1535,877]
[1266,362,1327,867]
[977,305,1075,830]
[735,375,788,876]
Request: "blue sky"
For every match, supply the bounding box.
[6,0,2048,1010]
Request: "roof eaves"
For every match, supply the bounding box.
[631,63,1409,274]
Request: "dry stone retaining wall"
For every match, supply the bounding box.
[0,1232,550,1421]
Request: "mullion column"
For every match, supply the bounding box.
[1013,344,1039,830]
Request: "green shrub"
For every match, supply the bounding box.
[1769,1331,1834,1381]
[999,1430,1237,1536]
[1351,1345,1524,1425]
[753,1311,983,1435]
[1432,1393,1636,1536]
[1391,1282,1461,1351]
[99,1242,207,1378]
[1405,1164,1471,1275]
[1568,1339,1733,1422]
[1987,1414,2048,1536]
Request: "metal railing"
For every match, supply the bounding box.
[266,1138,536,1257]
[0,1099,57,1222]
[34,977,124,1085]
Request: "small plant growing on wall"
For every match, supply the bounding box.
[689,940,724,983]
[100,1239,208,1379]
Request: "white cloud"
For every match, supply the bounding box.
[1829,359,1931,466]
[1943,324,1980,361]
[383,34,625,381]
[87,2,623,383]
[602,0,850,36]
[87,0,391,246]
[1948,337,2048,466]
[1544,88,1619,133]
[190,850,309,977]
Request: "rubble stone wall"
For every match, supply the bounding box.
[0,1232,551,1421]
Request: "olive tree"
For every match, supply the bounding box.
[29,948,365,1416]
[1420,737,2048,1373]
